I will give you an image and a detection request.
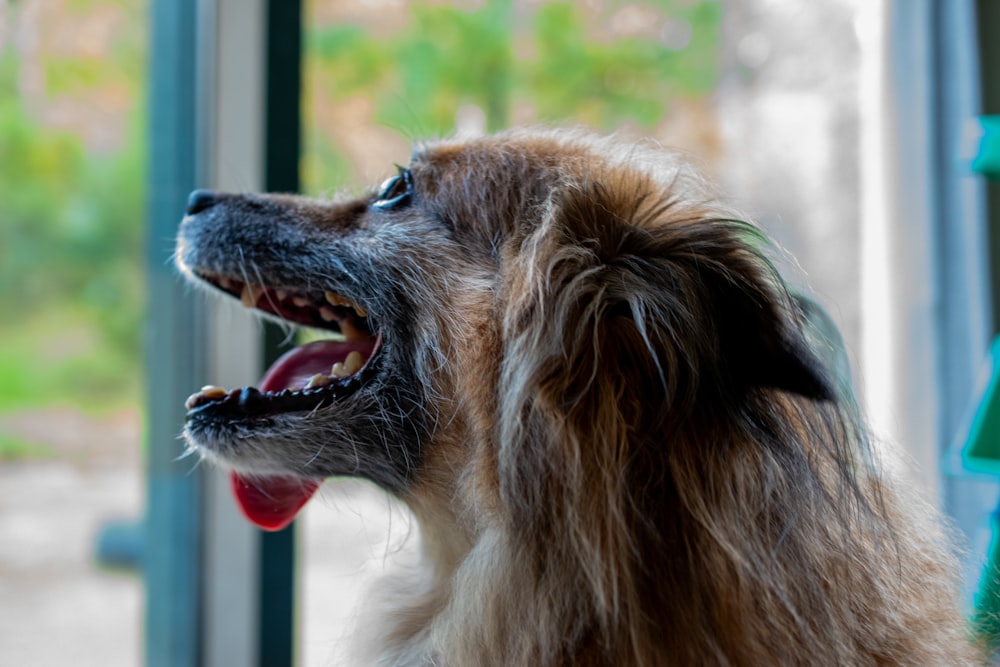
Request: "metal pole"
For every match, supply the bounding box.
[144,0,205,664]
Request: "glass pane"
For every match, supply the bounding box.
[0,1,147,665]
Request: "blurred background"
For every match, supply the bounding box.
[1,0,996,665]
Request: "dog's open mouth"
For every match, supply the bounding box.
[184,273,380,415]
[184,271,381,531]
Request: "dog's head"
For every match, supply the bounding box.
[176,128,833,536]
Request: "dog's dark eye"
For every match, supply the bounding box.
[372,167,413,210]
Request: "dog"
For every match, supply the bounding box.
[176,128,982,665]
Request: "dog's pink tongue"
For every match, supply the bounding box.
[230,473,319,531]
[229,339,369,531]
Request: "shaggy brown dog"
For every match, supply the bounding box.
[176,128,982,665]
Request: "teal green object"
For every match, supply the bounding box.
[972,116,1000,179]
[960,337,1000,474]
[973,511,1000,651]
[960,338,1000,651]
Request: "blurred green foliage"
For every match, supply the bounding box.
[530,2,719,126]
[0,4,146,412]
[0,433,56,461]
[304,0,720,190]
[309,0,718,133]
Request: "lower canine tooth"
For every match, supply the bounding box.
[331,351,364,378]
[319,306,337,322]
[305,373,331,389]
[187,385,227,409]
[344,351,363,374]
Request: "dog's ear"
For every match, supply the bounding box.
[696,259,835,402]
[501,182,833,425]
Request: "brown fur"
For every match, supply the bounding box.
[177,128,983,665]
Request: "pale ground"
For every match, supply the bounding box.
[0,408,144,667]
[0,408,413,667]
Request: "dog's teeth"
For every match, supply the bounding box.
[186,385,227,409]
[344,350,363,374]
[319,306,338,322]
[275,289,287,300]
[240,285,263,308]
[324,290,368,318]
[305,373,331,389]
[218,276,234,290]
[292,295,310,308]
[340,319,367,342]
[331,351,364,379]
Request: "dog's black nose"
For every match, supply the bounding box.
[186,189,218,215]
